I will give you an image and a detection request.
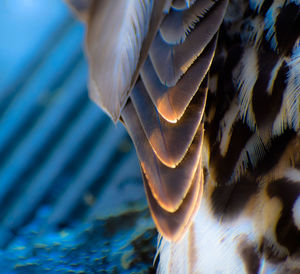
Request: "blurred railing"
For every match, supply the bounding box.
[0,1,155,272]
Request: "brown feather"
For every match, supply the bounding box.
[160,0,215,45]
[149,0,228,86]
[130,78,207,168]
[86,0,168,122]
[140,36,215,122]
[143,162,203,241]
[122,101,204,213]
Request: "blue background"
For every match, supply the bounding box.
[0,1,155,272]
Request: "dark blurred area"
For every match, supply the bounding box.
[0,0,155,272]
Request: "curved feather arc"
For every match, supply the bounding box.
[160,0,216,45]
[122,101,204,213]
[130,78,207,168]
[141,35,216,123]
[149,0,228,87]
[143,163,203,241]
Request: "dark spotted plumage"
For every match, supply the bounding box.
[66,0,300,272]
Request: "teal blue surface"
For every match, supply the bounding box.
[0,0,156,272]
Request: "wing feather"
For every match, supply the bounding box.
[141,36,216,122]
[122,101,204,213]
[149,0,228,86]
[130,78,207,168]
[160,0,216,45]
[143,162,203,241]
[86,0,168,122]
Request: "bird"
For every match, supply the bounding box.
[66,0,300,272]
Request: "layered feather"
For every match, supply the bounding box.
[130,77,208,168]
[68,0,228,241]
[149,0,228,87]
[121,0,228,240]
[122,99,204,213]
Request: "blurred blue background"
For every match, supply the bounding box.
[0,0,155,272]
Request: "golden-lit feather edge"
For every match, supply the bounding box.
[122,101,204,213]
[130,75,208,169]
[143,158,203,242]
